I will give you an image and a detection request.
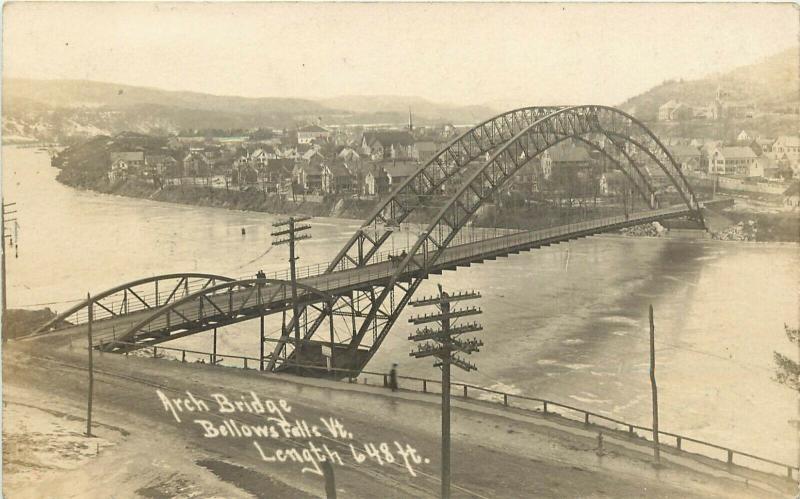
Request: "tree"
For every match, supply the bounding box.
[774,324,800,392]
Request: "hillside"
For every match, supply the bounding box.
[620,46,799,122]
[1,79,498,142]
[3,79,334,116]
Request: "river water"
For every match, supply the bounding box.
[3,146,798,465]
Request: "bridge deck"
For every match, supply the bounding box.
[37,202,723,349]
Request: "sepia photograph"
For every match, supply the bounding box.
[1,2,799,497]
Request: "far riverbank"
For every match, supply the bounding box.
[56,168,379,220]
[57,166,800,243]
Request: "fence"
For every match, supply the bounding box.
[108,340,798,482]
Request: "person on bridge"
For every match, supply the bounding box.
[389,363,399,392]
[256,270,266,280]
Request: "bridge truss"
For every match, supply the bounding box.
[265,105,703,373]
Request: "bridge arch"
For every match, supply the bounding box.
[30,273,236,337]
[107,278,333,352]
[271,105,704,371]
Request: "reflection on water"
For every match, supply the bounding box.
[4,146,798,463]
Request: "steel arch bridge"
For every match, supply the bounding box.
[265,105,704,372]
[29,105,719,376]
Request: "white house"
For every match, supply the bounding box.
[297,125,331,145]
[708,146,758,176]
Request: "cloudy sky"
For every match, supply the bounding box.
[3,3,798,107]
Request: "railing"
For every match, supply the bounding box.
[107,340,797,482]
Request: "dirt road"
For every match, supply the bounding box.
[3,340,792,498]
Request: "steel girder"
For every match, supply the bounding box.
[106,278,332,353]
[329,106,568,270]
[282,106,703,372]
[30,273,236,337]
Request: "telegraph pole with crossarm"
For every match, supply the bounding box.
[409,284,483,499]
[271,215,312,368]
[1,201,18,340]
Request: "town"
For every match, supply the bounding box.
[49,93,800,242]
[58,109,800,201]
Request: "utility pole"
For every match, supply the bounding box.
[1,201,17,333]
[409,285,483,499]
[86,292,94,437]
[649,304,660,464]
[272,215,312,369]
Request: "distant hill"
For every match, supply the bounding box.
[318,95,497,124]
[3,79,334,116]
[1,79,499,142]
[620,46,799,122]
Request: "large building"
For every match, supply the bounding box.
[361,131,416,161]
[773,135,800,171]
[297,125,331,145]
[658,100,692,121]
[708,146,759,176]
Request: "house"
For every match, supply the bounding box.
[278,146,301,160]
[252,158,294,193]
[109,151,145,173]
[331,129,350,146]
[736,130,757,143]
[755,156,781,180]
[658,100,691,121]
[303,149,326,170]
[292,162,324,193]
[708,146,758,176]
[783,182,800,208]
[337,146,361,163]
[382,162,419,187]
[667,145,702,173]
[540,143,596,193]
[773,135,800,170]
[700,140,724,170]
[415,141,439,163]
[297,125,331,145]
[750,138,775,157]
[321,162,354,194]
[510,161,541,194]
[250,147,277,167]
[107,159,130,183]
[182,151,212,177]
[144,154,178,177]
[361,131,416,161]
[232,163,259,186]
[364,165,390,196]
[541,143,591,179]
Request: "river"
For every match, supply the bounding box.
[3,145,797,466]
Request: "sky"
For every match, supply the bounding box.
[3,2,798,107]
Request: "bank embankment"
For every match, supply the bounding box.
[56,169,379,220]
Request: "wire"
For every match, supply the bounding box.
[233,245,274,271]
